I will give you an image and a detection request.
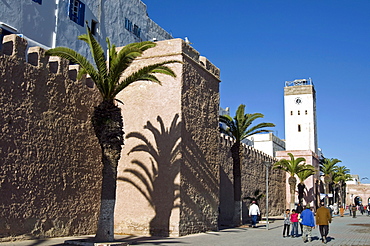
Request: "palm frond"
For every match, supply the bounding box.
[320,158,342,176]
[47,26,180,103]
[45,47,102,91]
[78,25,107,80]
[114,60,180,98]
[219,104,275,142]
[297,167,316,183]
[273,153,307,177]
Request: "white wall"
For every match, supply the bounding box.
[284,86,318,154]
[0,0,172,57]
[247,132,285,157]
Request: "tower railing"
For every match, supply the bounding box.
[285,78,313,87]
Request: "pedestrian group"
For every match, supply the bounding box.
[282,201,332,244]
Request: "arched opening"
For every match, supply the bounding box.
[354,196,362,206]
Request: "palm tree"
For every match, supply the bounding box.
[219,104,275,226]
[273,153,314,209]
[320,158,341,205]
[46,26,179,241]
[297,168,316,204]
[333,165,352,206]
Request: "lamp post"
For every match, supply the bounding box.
[264,161,272,230]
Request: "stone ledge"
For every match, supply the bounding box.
[65,239,129,246]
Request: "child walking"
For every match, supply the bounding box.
[290,209,299,237]
[283,209,290,237]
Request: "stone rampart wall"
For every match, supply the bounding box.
[0,35,286,241]
[179,49,220,236]
[0,35,102,241]
[114,39,220,237]
[219,133,285,225]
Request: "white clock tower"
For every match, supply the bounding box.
[284,78,318,154]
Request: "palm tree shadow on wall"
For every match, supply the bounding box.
[118,114,181,237]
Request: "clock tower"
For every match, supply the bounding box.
[284,78,318,154]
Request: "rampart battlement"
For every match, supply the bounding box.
[182,41,220,79]
[220,133,276,163]
[1,34,95,88]
[1,34,220,83]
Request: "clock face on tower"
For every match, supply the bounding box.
[295,97,302,105]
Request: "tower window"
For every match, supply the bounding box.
[32,0,42,4]
[290,111,293,115]
[298,110,300,115]
[69,0,85,27]
[133,24,141,38]
[91,19,98,35]
[298,124,301,132]
[305,110,308,115]
[125,18,132,32]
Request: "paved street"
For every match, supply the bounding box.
[1,212,370,246]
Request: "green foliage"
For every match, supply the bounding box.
[333,165,352,183]
[273,153,313,177]
[46,24,180,102]
[219,104,275,142]
[320,158,342,177]
[297,167,316,183]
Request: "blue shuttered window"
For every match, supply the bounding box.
[125,18,132,32]
[68,0,85,27]
[125,18,141,39]
[32,0,42,4]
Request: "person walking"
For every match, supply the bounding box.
[352,204,357,218]
[360,204,364,215]
[296,203,304,235]
[283,209,291,237]
[316,202,332,244]
[249,200,260,228]
[339,205,344,217]
[290,209,299,238]
[367,205,370,216]
[349,204,352,216]
[300,205,315,243]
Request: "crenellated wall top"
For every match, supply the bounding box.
[1,35,220,82]
[0,34,93,85]
[220,133,277,164]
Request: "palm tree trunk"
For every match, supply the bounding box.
[324,176,331,206]
[288,176,296,210]
[92,101,124,242]
[298,183,305,204]
[340,182,346,207]
[231,142,242,226]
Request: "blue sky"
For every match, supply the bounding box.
[144,0,370,183]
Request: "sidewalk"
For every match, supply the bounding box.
[1,213,370,246]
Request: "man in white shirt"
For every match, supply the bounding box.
[249,201,260,228]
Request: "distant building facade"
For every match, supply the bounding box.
[247,132,285,157]
[0,0,172,55]
[347,174,360,185]
[345,175,370,206]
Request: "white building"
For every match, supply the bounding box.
[277,78,321,208]
[0,0,172,56]
[346,174,360,185]
[247,132,285,157]
[283,78,318,154]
